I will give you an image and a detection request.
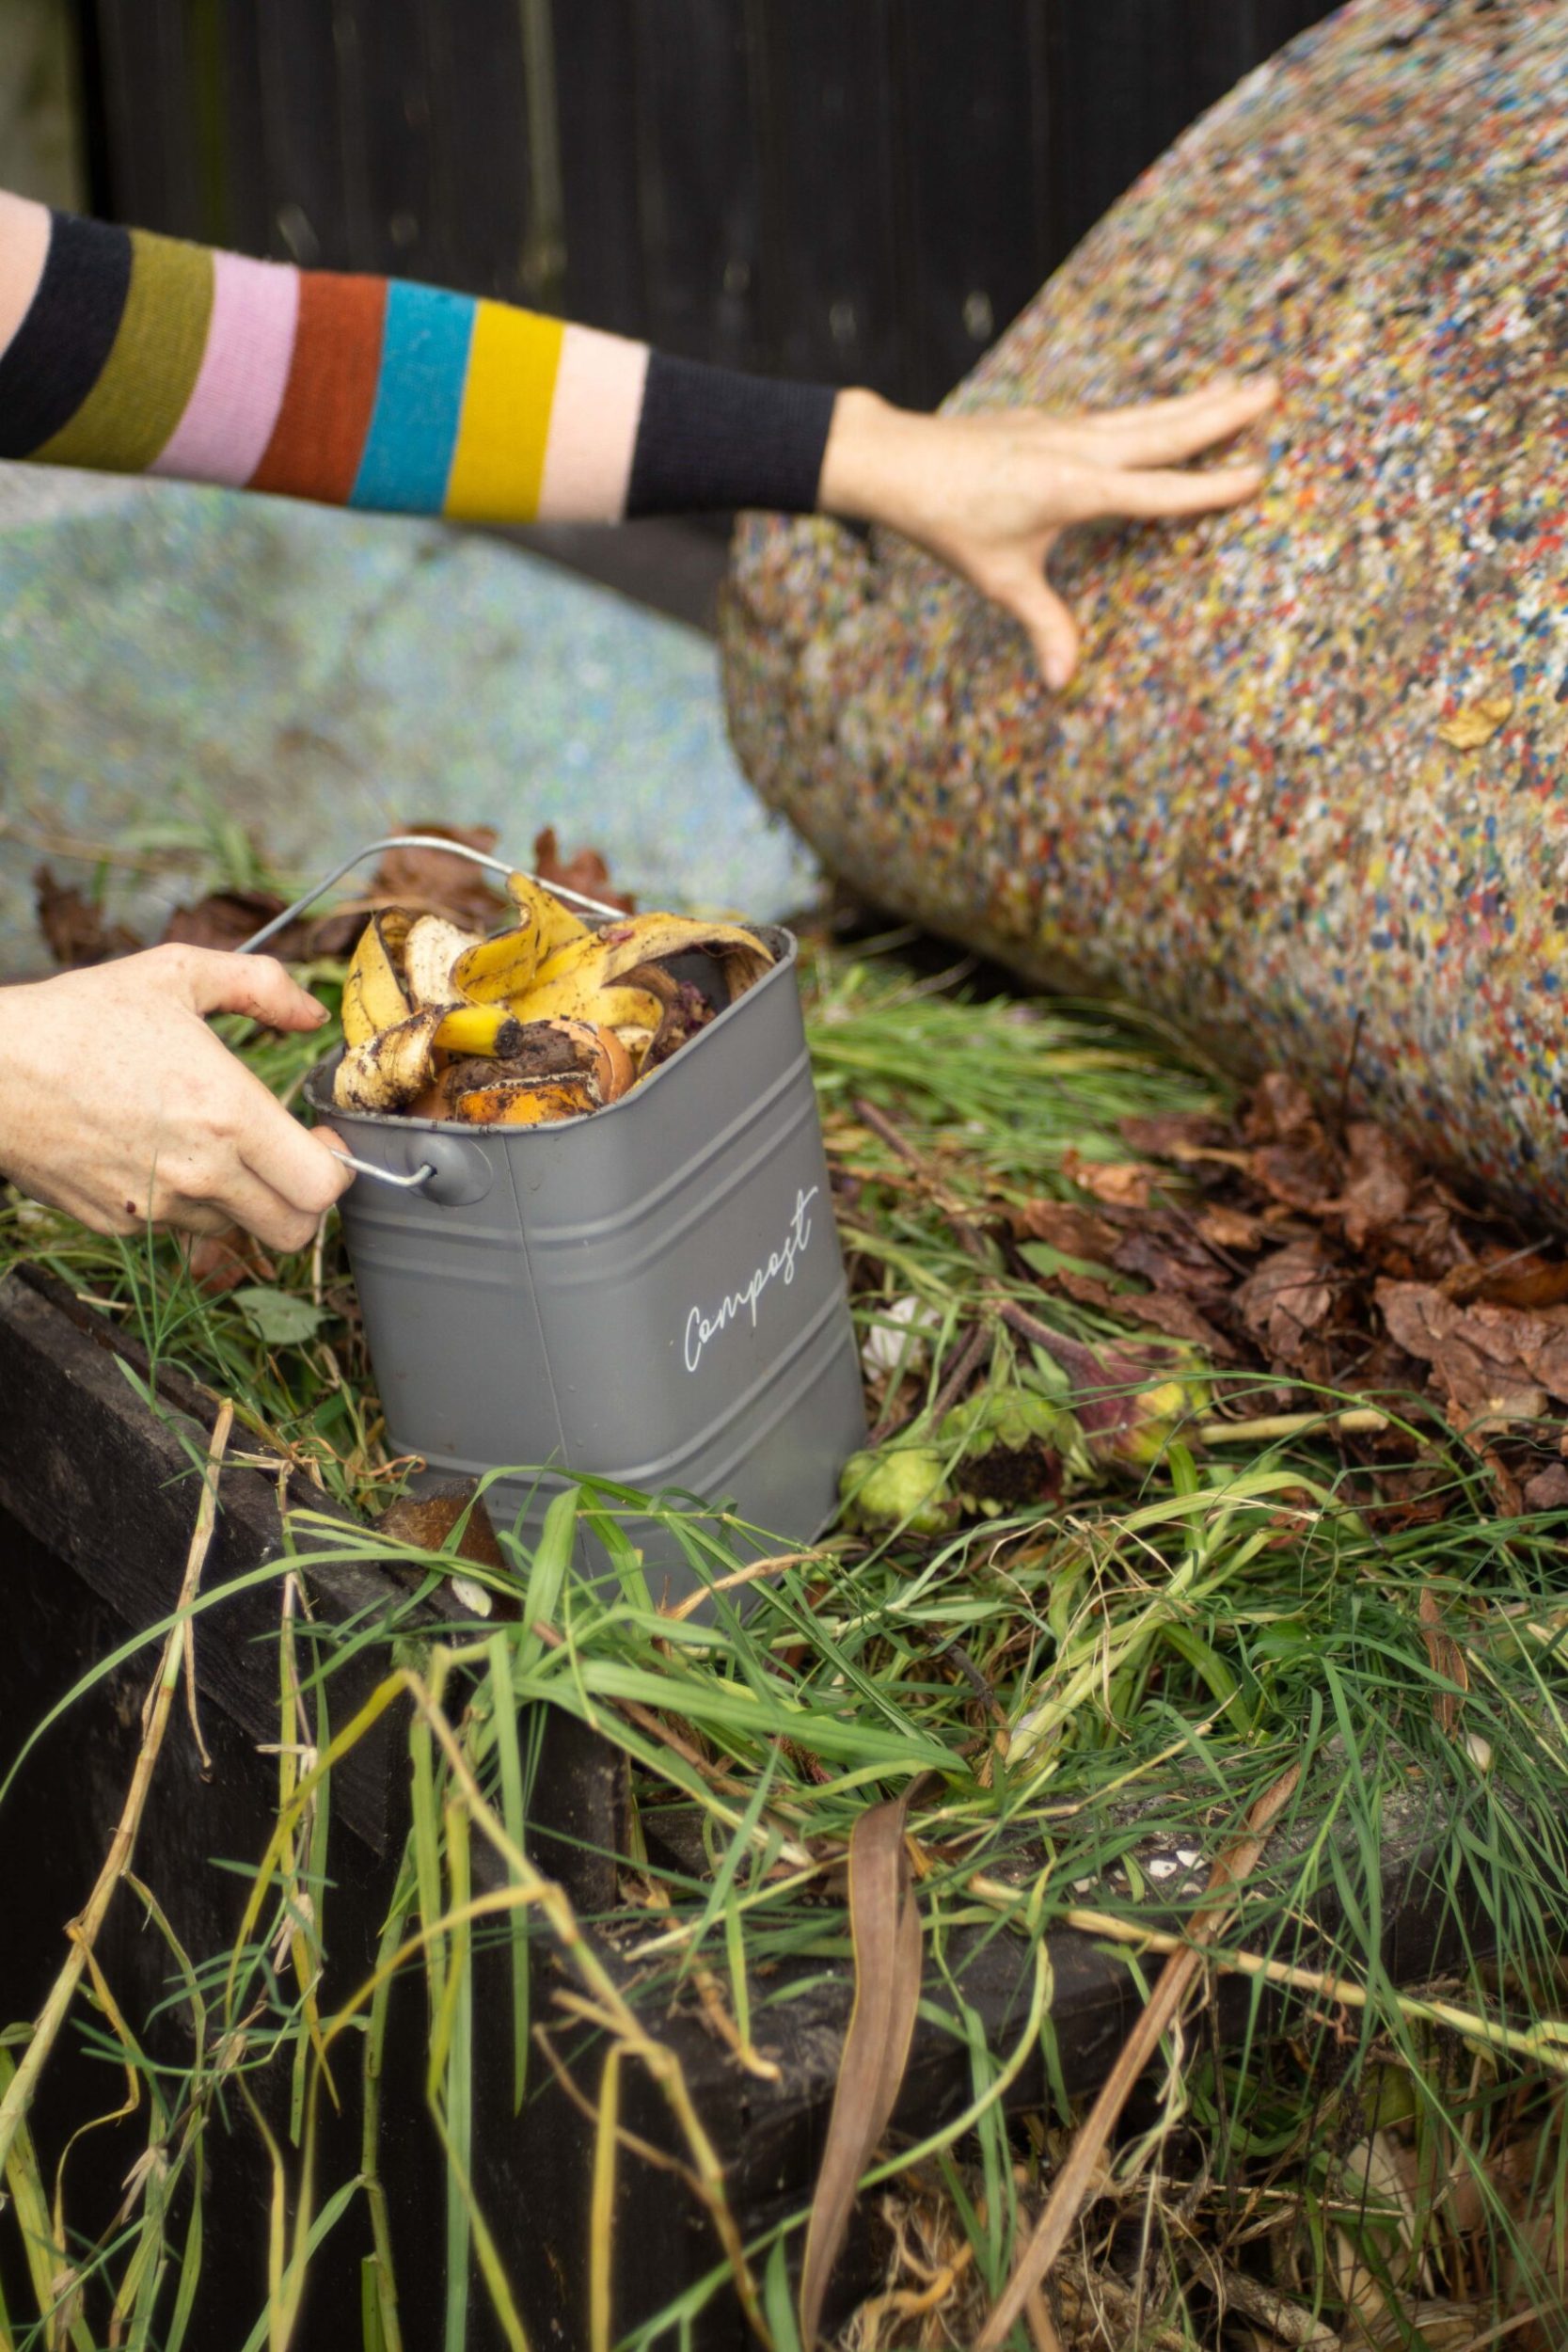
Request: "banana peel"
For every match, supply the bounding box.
[527,914,771,1012]
[333,893,774,1128]
[333,1005,444,1113]
[404,914,481,1009]
[341,911,413,1048]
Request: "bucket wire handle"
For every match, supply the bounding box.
[234,834,622,1196]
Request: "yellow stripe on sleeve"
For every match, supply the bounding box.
[442,299,563,523]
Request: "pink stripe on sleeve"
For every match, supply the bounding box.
[535,323,650,523]
[150,246,300,484]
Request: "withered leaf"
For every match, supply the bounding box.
[182,1225,277,1297]
[372,822,508,931]
[1117,1109,1228,1159]
[1234,1239,1337,1361]
[378,1482,507,1569]
[1339,1120,1415,1248]
[799,1791,924,2349]
[532,824,634,915]
[1523,1461,1568,1511]
[1243,1071,1323,1143]
[1062,1153,1155,1209]
[1195,1201,1268,1254]
[34,865,142,967]
[1007,1198,1121,1260]
[1435,691,1513,750]
[1110,1224,1230,1300]
[1417,1586,1467,1737]
[1376,1279,1568,1419]
[159,887,357,961]
[1053,1269,1235,1358]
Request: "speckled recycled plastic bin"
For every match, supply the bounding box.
[304,927,865,1606]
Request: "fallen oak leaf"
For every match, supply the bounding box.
[1234,1239,1338,1361]
[1376,1279,1568,1418]
[1052,1269,1237,1359]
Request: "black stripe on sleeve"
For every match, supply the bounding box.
[626,352,836,517]
[0,211,133,458]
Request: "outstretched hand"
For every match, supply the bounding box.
[817,374,1278,689]
[0,944,353,1249]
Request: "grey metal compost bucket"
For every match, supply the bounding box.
[302,920,865,1607]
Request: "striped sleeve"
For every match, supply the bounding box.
[0,195,836,524]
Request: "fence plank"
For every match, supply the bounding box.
[255,0,350,267]
[420,0,531,300]
[752,0,902,391]
[629,0,761,369]
[553,0,646,339]
[334,0,439,282]
[897,0,1048,406]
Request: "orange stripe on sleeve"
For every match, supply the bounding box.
[248,270,387,503]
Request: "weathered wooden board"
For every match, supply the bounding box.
[0,1265,1504,2346]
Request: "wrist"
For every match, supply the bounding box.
[817,387,926,526]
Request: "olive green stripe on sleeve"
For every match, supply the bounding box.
[35,229,214,473]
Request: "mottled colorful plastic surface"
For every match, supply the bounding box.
[724,0,1568,1218]
[0,465,815,968]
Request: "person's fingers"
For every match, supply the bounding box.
[158,944,330,1034]
[981,560,1081,690]
[1061,457,1267,526]
[193,1162,327,1254]
[1073,373,1278,457]
[238,1098,356,1221]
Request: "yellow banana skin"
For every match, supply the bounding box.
[341,912,412,1048]
[504,872,589,963]
[527,914,772,1008]
[434,1004,528,1058]
[333,1006,444,1113]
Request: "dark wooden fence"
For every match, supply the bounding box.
[74,0,1334,408]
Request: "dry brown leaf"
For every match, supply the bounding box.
[532,825,634,915]
[1062,1154,1155,1209]
[1339,1121,1415,1248]
[182,1226,277,1297]
[1417,1587,1467,1736]
[1435,690,1513,749]
[378,1482,506,1569]
[799,1790,925,2349]
[1053,1268,1236,1358]
[1235,1240,1337,1361]
[1376,1279,1568,1418]
[1117,1109,1228,1159]
[1196,1201,1269,1253]
[1524,1460,1568,1511]
[372,822,509,931]
[33,865,142,967]
[1006,1199,1121,1260]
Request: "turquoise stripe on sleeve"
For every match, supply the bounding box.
[349,278,474,513]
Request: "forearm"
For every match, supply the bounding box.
[0,192,836,525]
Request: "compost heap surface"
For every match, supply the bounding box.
[722,0,1568,1223]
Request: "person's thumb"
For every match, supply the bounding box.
[172,946,330,1033]
[989,564,1081,691]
